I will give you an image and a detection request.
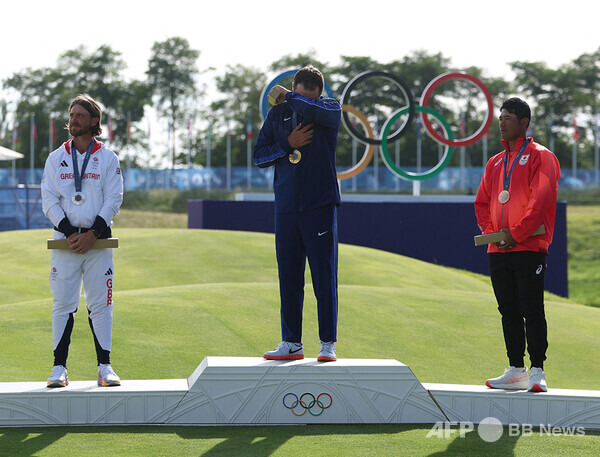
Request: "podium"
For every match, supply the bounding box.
[1,357,599,428]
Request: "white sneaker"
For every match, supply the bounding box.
[263,342,304,360]
[47,365,68,388]
[98,364,121,386]
[317,341,336,362]
[528,367,548,392]
[485,366,528,390]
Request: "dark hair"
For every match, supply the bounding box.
[68,94,103,136]
[500,97,531,128]
[293,65,324,95]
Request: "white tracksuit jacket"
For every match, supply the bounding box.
[42,139,123,234]
[41,138,123,351]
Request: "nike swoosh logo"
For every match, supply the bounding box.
[318,231,328,236]
[289,347,302,354]
[283,117,291,121]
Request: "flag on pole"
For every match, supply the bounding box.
[526,119,533,137]
[436,121,445,137]
[31,115,38,143]
[50,115,56,145]
[459,112,466,138]
[127,112,131,145]
[246,112,253,189]
[572,115,579,141]
[107,115,114,144]
[12,120,18,146]
[595,112,599,186]
[246,112,253,140]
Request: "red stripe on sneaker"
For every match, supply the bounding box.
[317,356,336,362]
[263,354,304,360]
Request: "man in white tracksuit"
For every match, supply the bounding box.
[41,94,123,387]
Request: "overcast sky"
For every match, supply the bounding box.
[2,0,598,90]
[1,0,597,166]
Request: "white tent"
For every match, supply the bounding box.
[0,145,25,161]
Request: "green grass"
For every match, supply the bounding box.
[567,205,600,307]
[1,226,598,456]
[113,209,187,228]
[117,199,600,309]
[2,228,597,387]
[0,425,598,457]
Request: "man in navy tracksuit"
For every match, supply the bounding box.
[253,65,341,361]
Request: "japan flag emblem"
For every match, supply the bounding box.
[519,154,530,165]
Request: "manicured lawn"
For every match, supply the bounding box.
[1,225,598,456]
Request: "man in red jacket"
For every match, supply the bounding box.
[475,97,560,392]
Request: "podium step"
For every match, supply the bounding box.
[176,357,445,425]
[0,379,188,426]
[424,383,600,429]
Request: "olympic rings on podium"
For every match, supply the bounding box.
[420,72,494,147]
[380,106,454,181]
[340,70,415,145]
[283,392,333,416]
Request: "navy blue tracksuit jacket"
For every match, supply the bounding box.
[253,92,342,343]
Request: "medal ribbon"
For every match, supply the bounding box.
[502,139,530,192]
[71,139,94,193]
[289,111,302,163]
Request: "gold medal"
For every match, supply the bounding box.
[289,149,301,164]
[498,190,510,204]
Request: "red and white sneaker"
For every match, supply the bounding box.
[47,365,68,388]
[485,366,528,390]
[528,367,548,392]
[98,364,121,386]
[263,342,304,360]
[317,341,336,362]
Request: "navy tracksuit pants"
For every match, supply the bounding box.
[275,204,338,343]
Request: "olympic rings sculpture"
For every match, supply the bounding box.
[260,70,493,182]
[283,392,333,417]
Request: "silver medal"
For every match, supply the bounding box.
[72,192,85,205]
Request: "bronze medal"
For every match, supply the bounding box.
[289,150,301,164]
[498,190,510,204]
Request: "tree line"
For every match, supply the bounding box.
[1,37,599,172]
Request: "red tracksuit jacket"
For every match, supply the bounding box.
[474,137,561,254]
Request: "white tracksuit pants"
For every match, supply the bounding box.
[50,248,115,351]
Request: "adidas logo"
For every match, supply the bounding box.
[60,160,69,167]
[105,268,113,276]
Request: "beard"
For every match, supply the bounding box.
[69,123,92,137]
